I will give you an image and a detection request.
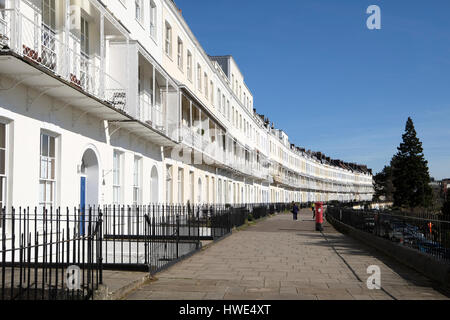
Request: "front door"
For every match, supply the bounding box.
[80,176,86,236]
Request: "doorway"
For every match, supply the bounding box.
[80,148,99,235]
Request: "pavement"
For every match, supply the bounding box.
[121,209,450,300]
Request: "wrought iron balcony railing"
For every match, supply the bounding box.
[0,9,127,112]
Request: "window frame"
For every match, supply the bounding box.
[113,150,123,205]
[80,14,90,56]
[210,81,214,105]
[42,0,56,30]
[149,1,157,39]
[135,0,144,25]
[177,168,184,204]
[165,21,172,57]
[133,156,142,205]
[204,73,208,98]
[187,51,192,81]
[39,131,57,208]
[177,37,183,70]
[197,64,202,92]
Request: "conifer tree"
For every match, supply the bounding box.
[373,165,394,201]
[390,117,432,209]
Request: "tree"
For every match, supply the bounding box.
[373,165,394,201]
[391,117,433,209]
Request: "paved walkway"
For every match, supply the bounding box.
[125,209,450,300]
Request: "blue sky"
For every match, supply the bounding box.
[176,0,450,179]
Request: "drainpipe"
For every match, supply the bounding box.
[65,0,70,80]
[100,13,105,98]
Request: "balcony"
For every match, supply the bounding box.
[181,125,210,153]
[0,7,127,112]
[139,93,164,132]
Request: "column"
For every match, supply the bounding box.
[165,78,169,134]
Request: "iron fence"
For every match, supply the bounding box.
[1,202,288,300]
[327,206,450,263]
[0,207,102,300]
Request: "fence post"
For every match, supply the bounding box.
[176,210,180,259]
[197,206,200,250]
[98,207,103,285]
[1,207,5,300]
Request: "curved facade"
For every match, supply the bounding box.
[0,0,373,210]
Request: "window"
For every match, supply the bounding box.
[166,165,173,203]
[133,156,141,205]
[39,133,56,208]
[0,123,6,228]
[80,15,89,55]
[197,64,202,92]
[165,22,172,57]
[41,0,56,70]
[217,88,221,111]
[210,81,214,106]
[232,107,235,125]
[189,171,194,203]
[135,0,143,24]
[178,168,184,204]
[197,178,202,203]
[149,1,157,39]
[204,73,208,98]
[42,0,56,30]
[221,94,225,114]
[218,179,222,204]
[177,38,183,69]
[80,15,90,86]
[187,51,192,81]
[113,151,122,204]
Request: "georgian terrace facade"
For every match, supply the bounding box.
[0,0,373,214]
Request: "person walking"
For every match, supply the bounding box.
[311,202,315,219]
[291,202,299,221]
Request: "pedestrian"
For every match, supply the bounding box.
[291,201,299,221]
[312,202,315,219]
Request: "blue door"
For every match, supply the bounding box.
[80,177,86,236]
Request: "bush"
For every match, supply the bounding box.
[247,213,254,222]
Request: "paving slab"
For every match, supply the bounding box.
[124,209,450,300]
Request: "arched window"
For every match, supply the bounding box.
[150,166,159,203]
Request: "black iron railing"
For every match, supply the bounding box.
[1,202,288,300]
[0,207,102,300]
[327,206,450,263]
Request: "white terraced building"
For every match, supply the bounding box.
[0,0,374,213]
